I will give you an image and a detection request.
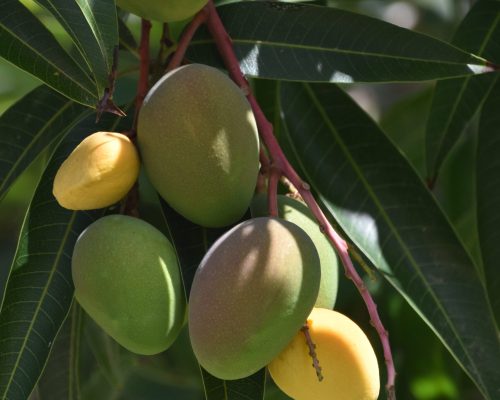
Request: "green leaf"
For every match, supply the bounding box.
[35,303,83,400]
[0,0,98,106]
[201,368,266,400]
[33,0,119,95]
[425,1,500,182]
[477,77,500,328]
[188,1,491,83]
[0,112,124,400]
[0,86,91,202]
[279,82,500,399]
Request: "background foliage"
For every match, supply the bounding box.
[0,0,499,399]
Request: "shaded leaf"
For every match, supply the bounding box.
[201,368,266,400]
[188,1,491,83]
[279,81,500,399]
[34,0,119,94]
[35,303,83,400]
[0,112,125,400]
[0,0,97,106]
[0,86,91,202]
[425,1,500,182]
[477,77,500,327]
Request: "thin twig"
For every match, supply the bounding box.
[132,19,152,134]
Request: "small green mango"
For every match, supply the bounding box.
[188,217,321,380]
[116,0,208,22]
[138,64,259,228]
[250,194,339,309]
[72,215,185,355]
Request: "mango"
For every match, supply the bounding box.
[72,215,185,355]
[188,217,321,380]
[53,131,140,210]
[116,0,208,22]
[268,308,380,400]
[138,64,259,227]
[251,194,339,309]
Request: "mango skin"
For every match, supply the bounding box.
[268,308,380,400]
[251,194,339,309]
[116,0,208,22]
[138,64,259,228]
[53,131,140,210]
[72,215,186,355]
[188,217,321,380]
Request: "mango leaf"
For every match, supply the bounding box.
[0,112,124,400]
[0,0,98,107]
[188,1,492,83]
[33,0,118,95]
[279,82,500,399]
[425,1,500,183]
[201,368,266,400]
[0,86,91,202]
[157,202,266,400]
[477,77,500,327]
[34,303,83,400]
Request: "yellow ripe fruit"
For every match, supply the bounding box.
[53,132,140,210]
[268,308,380,400]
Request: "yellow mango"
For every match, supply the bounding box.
[116,0,208,22]
[268,308,380,400]
[53,131,140,210]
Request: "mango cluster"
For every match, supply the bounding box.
[53,52,379,398]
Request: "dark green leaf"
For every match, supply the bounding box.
[477,77,500,327]
[34,0,119,94]
[279,82,500,399]
[425,1,500,182]
[201,368,266,400]
[35,303,83,400]
[188,1,491,83]
[0,112,124,400]
[0,86,91,202]
[0,0,98,106]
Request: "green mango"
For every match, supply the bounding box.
[251,194,339,309]
[72,215,185,355]
[116,0,208,22]
[188,217,321,380]
[138,64,260,228]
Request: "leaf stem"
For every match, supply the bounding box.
[204,1,396,397]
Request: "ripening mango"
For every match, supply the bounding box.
[251,194,339,309]
[116,0,208,22]
[137,64,259,228]
[53,131,140,210]
[268,308,380,400]
[72,215,185,355]
[188,217,321,380]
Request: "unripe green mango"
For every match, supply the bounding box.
[251,194,339,309]
[188,217,321,380]
[116,0,208,22]
[138,64,259,228]
[72,215,185,355]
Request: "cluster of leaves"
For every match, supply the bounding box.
[0,0,499,399]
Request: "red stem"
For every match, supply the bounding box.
[133,19,152,132]
[166,8,209,72]
[204,1,396,397]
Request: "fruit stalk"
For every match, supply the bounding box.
[133,19,152,132]
[203,1,396,397]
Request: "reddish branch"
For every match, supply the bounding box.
[133,19,152,133]
[203,1,396,397]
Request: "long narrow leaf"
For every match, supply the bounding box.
[0,86,91,202]
[0,0,98,107]
[477,77,500,327]
[34,0,118,94]
[425,1,500,182]
[279,82,500,399]
[0,113,125,400]
[188,1,492,83]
